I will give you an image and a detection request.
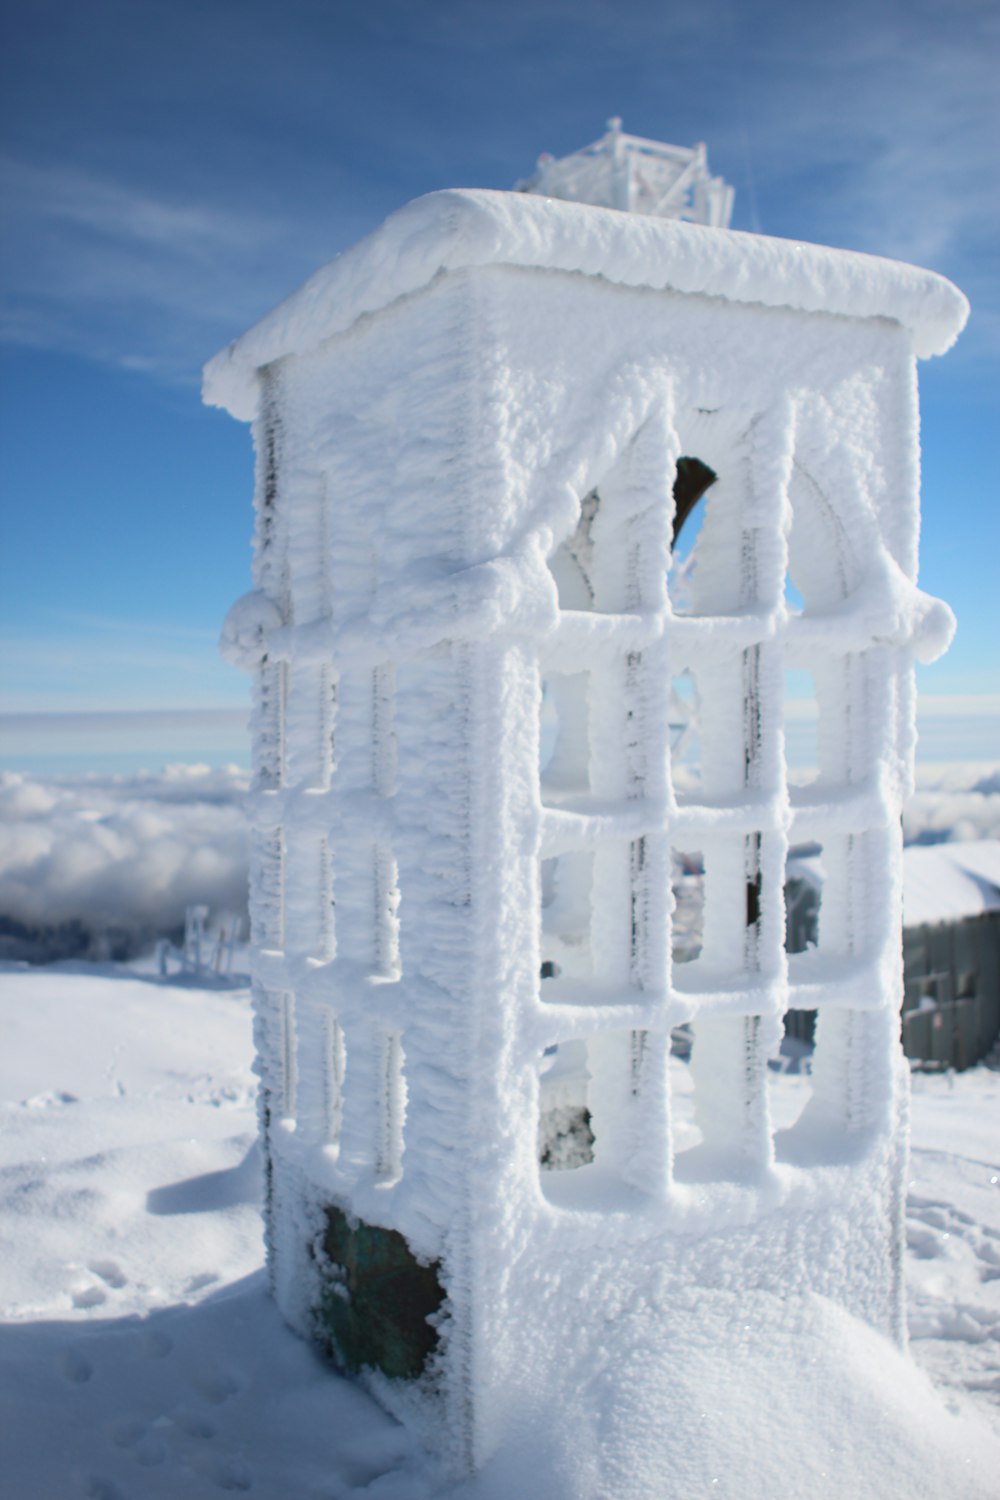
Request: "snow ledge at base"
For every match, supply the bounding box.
[203,188,969,421]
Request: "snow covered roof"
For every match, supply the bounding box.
[788,841,1000,927]
[204,189,969,421]
[903,841,1000,928]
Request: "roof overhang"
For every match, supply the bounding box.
[204,189,969,422]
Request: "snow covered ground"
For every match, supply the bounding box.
[1,961,998,1498]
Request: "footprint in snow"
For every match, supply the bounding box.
[190,1366,242,1405]
[143,1328,173,1359]
[108,1417,145,1450]
[59,1346,94,1384]
[90,1259,128,1289]
[84,1478,128,1500]
[190,1452,253,1492]
[73,1285,108,1310]
[184,1271,220,1294]
[24,1089,79,1108]
[134,1435,167,1468]
[174,1407,217,1439]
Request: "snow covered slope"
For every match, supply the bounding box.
[1,964,997,1499]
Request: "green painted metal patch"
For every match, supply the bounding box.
[316,1205,446,1382]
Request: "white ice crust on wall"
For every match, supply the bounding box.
[203,189,969,421]
[220,590,284,669]
[209,209,967,1479]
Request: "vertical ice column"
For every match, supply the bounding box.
[283,463,338,1149]
[246,370,290,1287]
[571,424,675,1198]
[688,404,793,1169]
[809,645,903,1141]
[328,668,390,1185]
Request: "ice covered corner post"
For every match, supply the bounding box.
[206,123,968,1478]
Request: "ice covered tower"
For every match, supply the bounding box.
[207,172,966,1476]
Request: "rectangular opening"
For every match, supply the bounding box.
[540,671,591,800]
[539,852,594,990]
[279,990,297,1122]
[374,846,401,979]
[538,1040,595,1178]
[785,844,823,956]
[785,666,819,788]
[671,848,704,965]
[669,669,701,798]
[673,1013,772,1182]
[768,1006,887,1164]
[318,835,336,961]
[376,1028,406,1183]
[767,1010,815,1159]
[668,1023,703,1156]
[547,493,599,612]
[323,1011,346,1148]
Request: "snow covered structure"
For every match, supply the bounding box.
[207,187,967,1477]
[902,842,1000,1068]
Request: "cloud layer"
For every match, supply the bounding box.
[1,757,998,962]
[0,766,249,956]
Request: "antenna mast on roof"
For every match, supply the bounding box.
[517,116,734,227]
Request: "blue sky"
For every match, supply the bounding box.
[1,0,997,766]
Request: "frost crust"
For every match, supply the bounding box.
[204,189,968,421]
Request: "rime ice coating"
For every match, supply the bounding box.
[208,187,970,1486]
[203,188,969,421]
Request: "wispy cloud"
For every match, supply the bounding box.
[716,6,999,357]
[0,154,362,380]
[1,0,996,381]
[0,617,246,713]
[0,766,250,939]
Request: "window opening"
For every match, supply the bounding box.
[279,991,297,1121]
[374,847,401,979]
[767,1012,815,1155]
[376,1029,406,1182]
[669,670,701,796]
[785,844,823,957]
[548,489,600,609]
[784,667,819,787]
[668,1023,704,1159]
[540,671,591,799]
[324,1011,346,1147]
[668,456,717,617]
[671,849,704,965]
[539,852,594,989]
[672,457,717,547]
[538,1039,595,1176]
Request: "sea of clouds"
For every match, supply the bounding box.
[0,761,998,963]
[0,765,249,961]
